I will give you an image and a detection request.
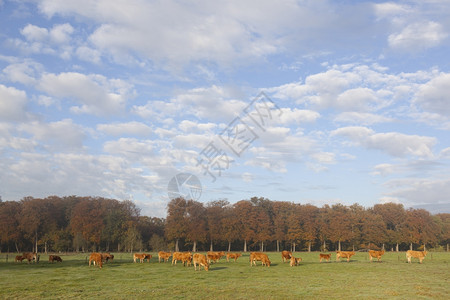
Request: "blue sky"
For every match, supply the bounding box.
[1,0,449,217]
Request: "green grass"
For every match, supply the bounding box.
[0,252,449,299]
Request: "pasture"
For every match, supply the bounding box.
[0,251,448,299]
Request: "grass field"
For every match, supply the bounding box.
[0,251,449,299]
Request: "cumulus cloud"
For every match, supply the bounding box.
[0,84,28,121]
[38,72,133,115]
[414,72,450,117]
[334,112,394,125]
[388,21,447,51]
[97,121,152,137]
[331,126,436,158]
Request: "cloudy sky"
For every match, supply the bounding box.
[1,0,449,217]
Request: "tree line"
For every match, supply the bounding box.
[0,196,448,253]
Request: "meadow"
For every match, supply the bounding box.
[0,251,448,299]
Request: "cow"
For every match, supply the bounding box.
[172,252,192,266]
[22,252,37,264]
[290,256,302,267]
[133,253,150,263]
[101,253,114,263]
[181,252,192,266]
[158,251,172,263]
[319,253,331,263]
[193,253,209,271]
[207,251,225,264]
[336,251,355,262]
[89,252,103,268]
[281,250,292,263]
[15,255,24,262]
[226,252,241,262]
[406,250,427,264]
[250,252,271,267]
[368,250,385,262]
[49,255,63,263]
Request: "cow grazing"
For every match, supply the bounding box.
[22,252,37,264]
[368,250,385,262]
[49,255,63,263]
[226,252,241,262]
[101,253,114,263]
[89,252,103,268]
[319,253,331,263]
[250,252,271,267]
[290,256,302,267]
[133,253,150,263]
[207,251,225,264]
[158,251,172,263]
[172,252,192,266]
[336,251,355,262]
[406,250,427,264]
[193,253,209,271]
[15,255,24,262]
[281,251,292,263]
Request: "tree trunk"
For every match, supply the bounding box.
[410,243,413,251]
[293,242,296,253]
[338,240,341,251]
[210,241,213,252]
[117,243,120,252]
[35,231,38,253]
[44,241,48,254]
[277,240,280,252]
[447,243,449,252]
[323,240,326,252]
[382,243,385,251]
[260,241,264,252]
[424,244,426,251]
[308,241,311,252]
[228,241,231,252]
[396,243,399,252]
[175,239,179,252]
[15,242,20,253]
[352,244,355,251]
[192,241,197,252]
[244,240,247,252]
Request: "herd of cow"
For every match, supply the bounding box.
[13,249,429,270]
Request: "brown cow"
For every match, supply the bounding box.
[281,250,292,263]
[336,251,355,262]
[226,252,241,262]
[15,255,24,262]
[319,253,331,263]
[158,251,172,263]
[49,255,63,263]
[193,253,209,271]
[290,256,302,267]
[368,250,385,262]
[22,252,37,264]
[172,252,192,266]
[133,253,150,263]
[250,252,271,267]
[101,253,114,263]
[89,252,103,268]
[406,250,427,264]
[207,251,224,264]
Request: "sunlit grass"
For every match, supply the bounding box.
[0,252,448,299]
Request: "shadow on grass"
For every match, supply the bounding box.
[209,266,228,271]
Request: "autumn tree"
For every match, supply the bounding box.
[0,201,23,252]
[185,200,207,252]
[165,197,188,252]
[272,201,292,252]
[373,203,406,251]
[327,204,353,251]
[206,200,228,251]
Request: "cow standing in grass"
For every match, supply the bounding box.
[336,251,355,262]
[281,251,292,263]
[49,255,63,263]
[368,250,385,262]
[193,253,209,271]
[89,253,103,268]
[22,252,37,264]
[406,250,427,264]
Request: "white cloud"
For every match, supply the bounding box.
[388,21,448,51]
[38,72,133,115]
[334,112,394,125]
[97,122,152,137]
[331,126,436,158]
[414,72,450,117]
[0,84,28,121]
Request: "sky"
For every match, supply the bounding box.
[1,0,449,217]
